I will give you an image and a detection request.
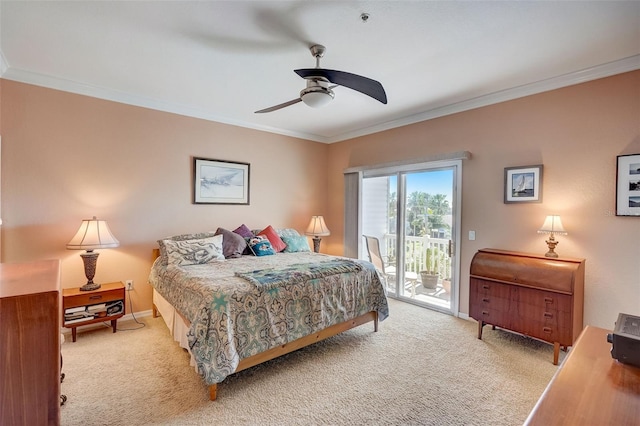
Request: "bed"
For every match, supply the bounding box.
[148,227,389,401]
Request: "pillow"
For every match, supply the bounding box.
[157,231,217,265]
[248,236,276,256]
[215,227,247,258]
[233,223,254,239]
[277,228,301,239]
[257,225,287,252]
[163,235,225,266]
[282,235,311,253]
[233,224,255,255]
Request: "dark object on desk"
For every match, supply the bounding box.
[607,312,640,368]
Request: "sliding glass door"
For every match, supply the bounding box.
[361,162,460,314]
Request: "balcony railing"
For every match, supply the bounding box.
[383,234,451,278]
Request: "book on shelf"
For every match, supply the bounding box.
[87,303,107,313]
[64,315,95,325]
[64,310,93,320]
[65,306,87,314]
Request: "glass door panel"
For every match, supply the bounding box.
[361,165,457,314]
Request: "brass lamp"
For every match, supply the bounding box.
[305,215,330,253]
[537,215,567,258]
[67,216,120,291]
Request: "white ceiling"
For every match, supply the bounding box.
[1,1,639,143]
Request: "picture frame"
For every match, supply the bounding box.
[193,157,250,205]
[504,164,543,203]
[616,154,640,216]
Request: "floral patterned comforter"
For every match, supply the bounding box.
[148,252,389,385]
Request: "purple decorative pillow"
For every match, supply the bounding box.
[233,224,254,238]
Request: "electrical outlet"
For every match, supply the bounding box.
[125,279,134,291]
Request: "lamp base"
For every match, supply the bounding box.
[544,237,559,258]
[79,251,101,291]
[79,282,101,292]
[312,237,322,253]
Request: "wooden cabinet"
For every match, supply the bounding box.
[0,259,61,426]
[63,282,125,342]
[469,248,585,365]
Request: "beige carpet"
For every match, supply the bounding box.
[60,299,562,425]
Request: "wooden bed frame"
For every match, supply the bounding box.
[150,248,379,401]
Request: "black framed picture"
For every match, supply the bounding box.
[616,154,640,216]
[504,164,543,203]
[193,157,250,205]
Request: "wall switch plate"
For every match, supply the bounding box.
[469,231,476,241]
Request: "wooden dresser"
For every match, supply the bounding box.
[469,249,585,364]
[0,259,61,426]
[525,326,640,425]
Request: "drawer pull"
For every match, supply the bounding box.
[482,285,490,290]
[544,297,554,304]
[543,312,553,318]
[89,295,102,300]
[543,327,552,334]
[482,298,490,303]
[482,311,489,316]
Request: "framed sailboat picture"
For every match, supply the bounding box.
[504,165,543,203]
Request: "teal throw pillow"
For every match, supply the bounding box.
[282,236,311,253]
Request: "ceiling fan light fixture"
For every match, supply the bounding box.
[300,86,334,108]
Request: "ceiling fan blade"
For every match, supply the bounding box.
[295,68,387,104]
[255,98,302,113]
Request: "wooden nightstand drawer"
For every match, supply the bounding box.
[63,286,123,308]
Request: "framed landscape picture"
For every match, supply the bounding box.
[616,154,640,216]
[504,164,543,203]
[193,157,250,205]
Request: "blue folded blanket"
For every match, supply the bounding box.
[236,259,363,290]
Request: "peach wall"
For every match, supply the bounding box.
[327,71,640,329]
[0,80,328,313]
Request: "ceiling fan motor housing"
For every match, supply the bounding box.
[300,79,335,108]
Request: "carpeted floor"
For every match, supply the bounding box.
[60,299,562,425]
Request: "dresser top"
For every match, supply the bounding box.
[0,259,61,298]
[478,248,585,264]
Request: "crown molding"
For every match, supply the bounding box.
[1,55,638,144]
[327,54,640,143]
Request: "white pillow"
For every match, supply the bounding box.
[163,235,225,266]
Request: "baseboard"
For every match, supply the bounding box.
[60,309,154,336]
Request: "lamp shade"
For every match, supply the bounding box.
[67,216,120,250]
[537,215,567,235]
[305,216,331,237]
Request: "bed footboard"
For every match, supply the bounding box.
[206,310,378,400]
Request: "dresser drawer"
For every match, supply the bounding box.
[470,303,510,328]
[470,278,514,299]
[517,287,572,312]
[512,317,572,344]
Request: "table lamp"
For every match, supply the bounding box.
[537,215,567,258]
[67,216,120,291]
[305,215,330,253]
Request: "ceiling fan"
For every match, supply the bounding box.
[255,44,387,113]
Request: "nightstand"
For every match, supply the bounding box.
[62,282,125,342]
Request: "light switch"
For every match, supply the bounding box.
[469,230,476,241]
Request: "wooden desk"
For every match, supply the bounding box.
[525,325,640,425]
